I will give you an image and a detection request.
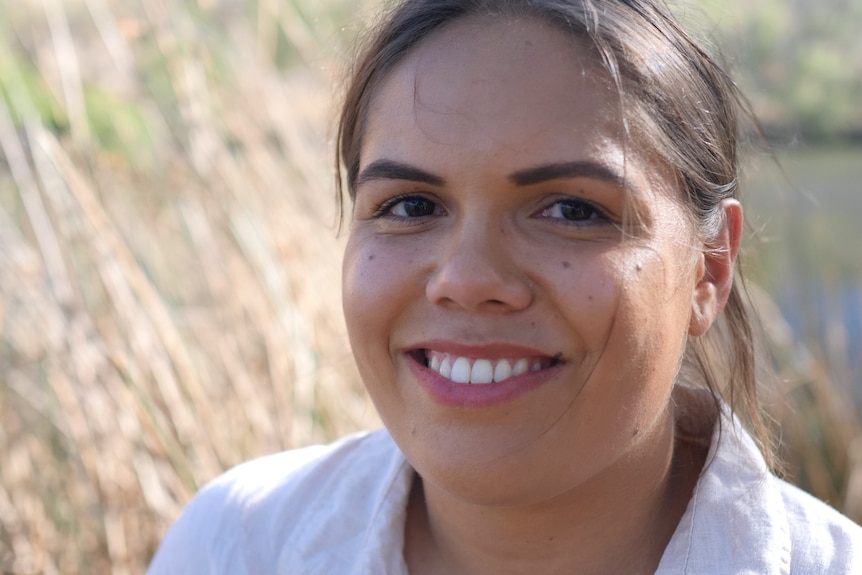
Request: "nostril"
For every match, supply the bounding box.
[425,261,533,312]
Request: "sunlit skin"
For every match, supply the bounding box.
[342,16,741,575]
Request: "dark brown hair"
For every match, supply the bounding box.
[336,0,772,465]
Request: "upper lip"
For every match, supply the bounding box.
[405,339,561,361]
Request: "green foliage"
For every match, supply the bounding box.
[0,34,67,132]
[691,0,862,140]
[84,86,156,166]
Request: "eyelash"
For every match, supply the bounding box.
[535,197,610,226]
[371,193,610,227]
[372,194,443,220]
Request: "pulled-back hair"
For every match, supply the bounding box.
[336,0,772,466]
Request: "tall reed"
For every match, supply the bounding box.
[1,1,377,571]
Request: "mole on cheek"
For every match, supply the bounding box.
[635,262,643,272]
[368,254,376,261]
[561,261,571,269]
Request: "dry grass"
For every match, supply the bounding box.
[747,284,862,519]
[0,1,379,571]
[0,0,859,572]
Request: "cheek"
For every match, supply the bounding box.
[342,233,425,363]
[573,245,693,382]
[343,239,385,355]
[342,232,435,436]
[612,246,696,376]
[540,250,624,349]
[561,255,691,451]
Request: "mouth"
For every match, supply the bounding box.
[410,349,562,385]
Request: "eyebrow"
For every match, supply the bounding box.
[356,160,446,187]
[509,161,631,190]
[355,159,632,191]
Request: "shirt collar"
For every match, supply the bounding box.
[656,411,791,574]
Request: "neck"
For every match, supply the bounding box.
[404,406,708,575]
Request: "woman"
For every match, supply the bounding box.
[149,0,862,573]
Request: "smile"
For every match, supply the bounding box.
[423,350,560,384]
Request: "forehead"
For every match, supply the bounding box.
[363,16,619,163]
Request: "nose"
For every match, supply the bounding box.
[425,222,532,313]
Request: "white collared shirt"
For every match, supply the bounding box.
[149,416,862,574]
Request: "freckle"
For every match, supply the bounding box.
[368,254,375,261]
[561,261,571,269]
[588,295,593,301]
[411,425,417,437]
[632,428,640,437]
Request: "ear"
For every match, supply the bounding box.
[689,199,743,336]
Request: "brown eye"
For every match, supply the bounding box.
[396,198,438,217]
[558,201,594,221]
[538,199,604,223]
[374,194,443,220]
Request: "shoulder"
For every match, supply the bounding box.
[660,406,862,575]
[147,428,410,575]
[775,477,862,574]
[197,426,402,508]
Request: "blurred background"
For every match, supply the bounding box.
[0,0,860,572]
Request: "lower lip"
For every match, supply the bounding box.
[407,355,564,409]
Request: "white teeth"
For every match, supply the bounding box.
[450,357,472,383]
[493,359,512,383]
[425,351,555,384]
[470,359,494,384]
[440,357,452,379]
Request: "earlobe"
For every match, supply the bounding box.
[689,199,743,336]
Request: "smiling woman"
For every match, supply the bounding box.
[148,1,862,574]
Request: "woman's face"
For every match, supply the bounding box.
[343,16,709,504]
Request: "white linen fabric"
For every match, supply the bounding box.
[148,415,862,574]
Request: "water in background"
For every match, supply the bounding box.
[743,144,862,397]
